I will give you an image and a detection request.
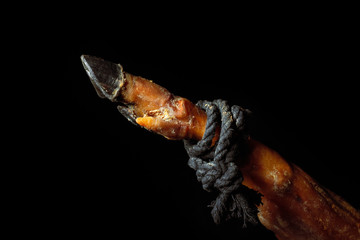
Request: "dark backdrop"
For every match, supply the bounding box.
[65,13,358,239]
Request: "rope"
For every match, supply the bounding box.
[184,99,261,226]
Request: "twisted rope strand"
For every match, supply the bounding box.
[184,99,261,226]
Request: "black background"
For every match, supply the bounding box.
[64,9,358,239]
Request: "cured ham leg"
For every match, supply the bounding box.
[81,55,360,240]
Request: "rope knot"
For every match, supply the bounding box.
[188,157,222,192]
[184,99,261,226]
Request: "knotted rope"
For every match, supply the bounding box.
[184,99,261,226]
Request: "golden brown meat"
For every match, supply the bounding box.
[119,73,210,141]
[241,140,360,240]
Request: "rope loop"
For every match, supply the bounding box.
[184,99,261,226]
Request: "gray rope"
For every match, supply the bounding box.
[184,99,261,226]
